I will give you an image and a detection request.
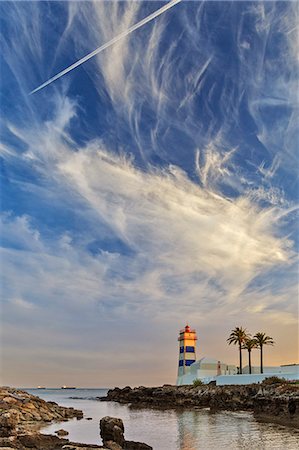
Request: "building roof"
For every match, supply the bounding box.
[198,357,219,364]
[190,357,221,369]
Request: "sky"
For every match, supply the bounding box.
[0,0,298,388]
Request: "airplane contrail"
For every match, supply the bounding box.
[30,0,182,95]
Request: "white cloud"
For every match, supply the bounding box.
[11,297,36,310]
[1,101,296,323]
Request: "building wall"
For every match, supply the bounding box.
[196,369,218,377]
[176,373,195,385]
[242,365,299,375]
[177,365,299,386]
[242,366,280,374]
[197,363,221,371]
[216,371,299,386]
[177,362,237,385]
[280,365,299,375]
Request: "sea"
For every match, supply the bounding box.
[25,388,299,450]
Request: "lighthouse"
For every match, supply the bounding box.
[177,324,197,379]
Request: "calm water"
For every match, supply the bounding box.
[25,388,299,450]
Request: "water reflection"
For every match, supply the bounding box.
[175,408,299,450]
[176,409,205,450]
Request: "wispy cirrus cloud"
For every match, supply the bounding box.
[1,97,297,320]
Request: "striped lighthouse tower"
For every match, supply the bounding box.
[177,324,197,381]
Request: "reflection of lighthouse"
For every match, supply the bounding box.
[177,324,197,378]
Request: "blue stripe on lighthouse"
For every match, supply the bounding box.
[185,360,195,366]
[180,346,195,353]
[185,346,195,353]
[178,360,195,367]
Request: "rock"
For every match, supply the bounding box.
[124,442,153,450]
[17,432,69,449]
[55,429,69,436]
[3,396,18,404]
[0,386,84,432]
[100,417,125,448]
[104,441,123,450]
[0,436,16,446]
[253,395,299,428]
[99,416,152,450]
[0,447,17,450]
[86,417,93,420]
[0,409,19,437]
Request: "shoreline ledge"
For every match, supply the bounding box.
[0,387,152,450]
[102,383,299,428]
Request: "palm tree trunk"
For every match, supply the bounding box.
[260,345,263,374]
[239,344,242,374]
[248,349,252,374]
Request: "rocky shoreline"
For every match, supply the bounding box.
[1,383,298,449]
[0,387,152,450]
[103,382,299,428]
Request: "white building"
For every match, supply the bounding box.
[177,356,237,385]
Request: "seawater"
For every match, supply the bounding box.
[25,388,299,450]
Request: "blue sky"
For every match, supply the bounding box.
[1,0,298,387]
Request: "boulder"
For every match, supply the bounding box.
[104,441,123,450]
[99,416,152,450]
[124,442,153,450]
[100,417,125,448]
[17,432,69,449]
[0,409,19,437]
[0,447,17,450]
[253,395,299,427]
[3,396,18,404]
[55,429,69,436]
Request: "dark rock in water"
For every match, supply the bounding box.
[104,441,123,450]
[55,429,69,436]
[86,417,93,420]
[124,441,152,449]
[100,416,125,448]
[18,432,69,449]
[253,395,299,428]
[100,416,152,450]
[12,433,103,449]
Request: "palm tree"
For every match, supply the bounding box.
[227,327,249,374]
[254,332,274,374]
[242,338,258,374]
